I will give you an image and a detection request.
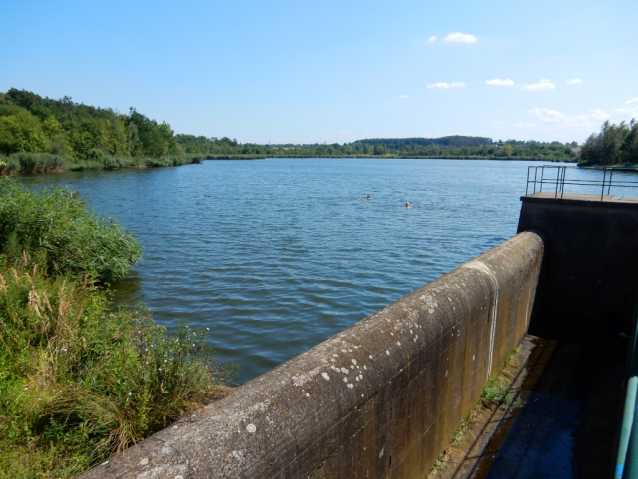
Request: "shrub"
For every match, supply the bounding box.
[0,177,142,282]
[0,257,236,478]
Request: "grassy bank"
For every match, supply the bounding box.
[0,153,211,175]
[0,152,570,176]
[0,178,236,478]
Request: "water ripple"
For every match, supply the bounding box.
[19,158,575,383]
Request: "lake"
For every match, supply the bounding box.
[18,158,583,383]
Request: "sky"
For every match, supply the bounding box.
[2,0,637,144]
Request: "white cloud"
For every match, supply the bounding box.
[486,79,515,87]
[426,36,437,43]
[444,32,477,44]
[521,80,556,91]
[529,108,609,126]
[566,78,582,85]
[529,108,565,122]
[427,82,466,89]
[627,98,638,104]
[615,107,638,117]
[399,95,409,99]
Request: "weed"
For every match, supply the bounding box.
[480,375,512,408]
[0,258,237,478]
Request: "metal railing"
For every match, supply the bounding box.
[526,166,638,201]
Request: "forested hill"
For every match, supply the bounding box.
[0,88,581,173]
[357,136,492,148]
[0,88,178,159]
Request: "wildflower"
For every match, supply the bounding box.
[206,327,210,330]
[24,387,28,390]
[128,392,132,396]
[61,347,67,352]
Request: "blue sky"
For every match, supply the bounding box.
[3,0,637,144]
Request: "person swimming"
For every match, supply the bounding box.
[367,195,371,200]
[405,202,411,208]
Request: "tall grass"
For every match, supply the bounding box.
[0,153,204,174]
[0,256,236,478]
[0,177,142,283]
[0,178,237,477]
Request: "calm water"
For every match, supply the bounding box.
[18,158,591,383]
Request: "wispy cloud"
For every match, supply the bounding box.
[399,95,409,99]
[521,80,556,91]
[529,108,608,126]
[427,82,466,89]
[486,79,515,87]
[444,32,477,44]
[627,98,638,105]
[614,107,638,117]
[566,78,582,85]
[426,35,437,43]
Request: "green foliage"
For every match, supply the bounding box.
[0,257,236,478]
[495,144,514,157]
[0,181,236,476]
[6,153,65,173]
[0,177,142,283]
[0,106,50,154]
[580,120,633,166]
[480,376,511,408]
[621,120,638,164]
[0,89,180,163]
[373,143,386,155]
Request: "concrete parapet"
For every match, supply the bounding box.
[80,232,544,479]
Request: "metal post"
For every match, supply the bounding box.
[526,166,530,196]
[555,167,560,198]
[602,168,608,201]
[533,167,538,194]
[609,169,614,196]
[561,167,566,199]
[540,166,544,192]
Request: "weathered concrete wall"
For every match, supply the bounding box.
[518,194,638,342]
[79,232,543,479]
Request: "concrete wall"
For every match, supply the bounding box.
[518,195,638,342]
[80,232,543,479]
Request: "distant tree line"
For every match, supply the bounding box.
[579,119,638,166]
[177,134,578,161]
[0,88,580,166]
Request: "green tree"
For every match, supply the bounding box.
[580,120,630,165]
[620,119,638,164]
[495,144,513,157]
[373,143,386,155]
[0,106,49,154]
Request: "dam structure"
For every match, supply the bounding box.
[81,166,638,479]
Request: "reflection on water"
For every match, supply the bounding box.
[19,158,583,383]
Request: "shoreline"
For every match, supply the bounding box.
[1,154,572,176]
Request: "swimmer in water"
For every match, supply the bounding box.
[367,195,371,200]
[405,202,411,208]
